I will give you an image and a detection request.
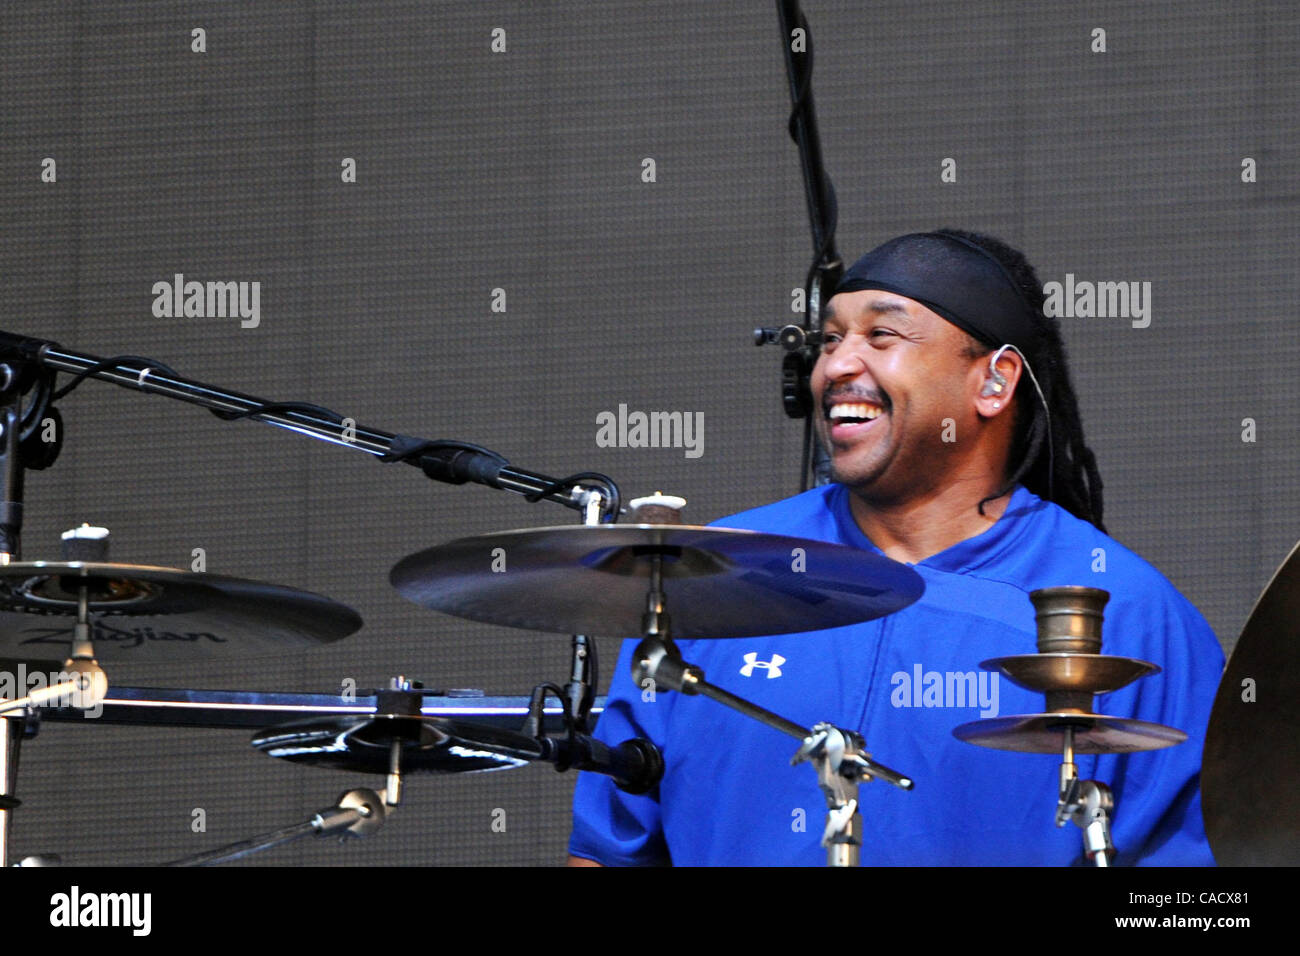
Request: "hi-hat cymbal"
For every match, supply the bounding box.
[0,562,362,662]
[251,714,543,774]
[390,524,925,639]
[952,713,1187,754]
[1202,540,1300,865]
[981,654,1158,695]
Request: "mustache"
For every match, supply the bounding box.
[822,385,890,411]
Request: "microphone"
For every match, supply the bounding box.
[544,733,664,795]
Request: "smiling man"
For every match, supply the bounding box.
[568,229,1224,866]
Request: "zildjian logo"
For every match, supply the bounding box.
[18,620,226,650]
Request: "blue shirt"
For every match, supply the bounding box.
[569,484,1224,866]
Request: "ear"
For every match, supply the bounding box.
[972,348,1023,420]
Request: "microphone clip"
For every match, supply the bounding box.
[752,324,824,351]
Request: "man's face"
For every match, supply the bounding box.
[813,290,985,500]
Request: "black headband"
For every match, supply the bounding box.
[833,232,1039,353]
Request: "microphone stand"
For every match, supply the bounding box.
[0,329,631,864]
[754,0,844,491]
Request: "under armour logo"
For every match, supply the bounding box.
[740,652,785,679]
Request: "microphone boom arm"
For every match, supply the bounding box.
[0,330,620,520]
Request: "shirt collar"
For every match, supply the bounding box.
[830,483,1044,573]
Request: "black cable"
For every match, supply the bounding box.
[529,681,574,737]
[522,471,621,523]
[51,355,180,401]
[786,13,815,136]
[48,353,351,433]
[18,373,53,441]
[523,681,568,741]
[209,400,348,424]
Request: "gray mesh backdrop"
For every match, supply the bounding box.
[0,1,1295,866]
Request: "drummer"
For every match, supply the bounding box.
[568,229,1224,866]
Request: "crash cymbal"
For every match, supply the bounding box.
[251,714,543,774]
[0,562,361,662]
[390,524,924,638]
[1203,540,1300,865]
[981,654,1158,696]
[952,713,1187,754]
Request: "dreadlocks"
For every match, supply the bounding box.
[934,228,1107,532]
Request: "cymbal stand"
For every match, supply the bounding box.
[0,350,92,866]
[375,677,426,807]
[957,587,1162,866]
[0,376,25,867]
[1055,726,1115,866]
[791,722,885,866]
[168,678,423,866]
[163,788,387,867]
[1035,587,1117,866]
[630,550,912,867]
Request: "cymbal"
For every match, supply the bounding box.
[251,714,543,774]
[0,562,362,662]
[390,524,924,638]
[38,685,580,733]
[1202,540,1300,865]
[980,654,1158,695]
[952,713,1187,754]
